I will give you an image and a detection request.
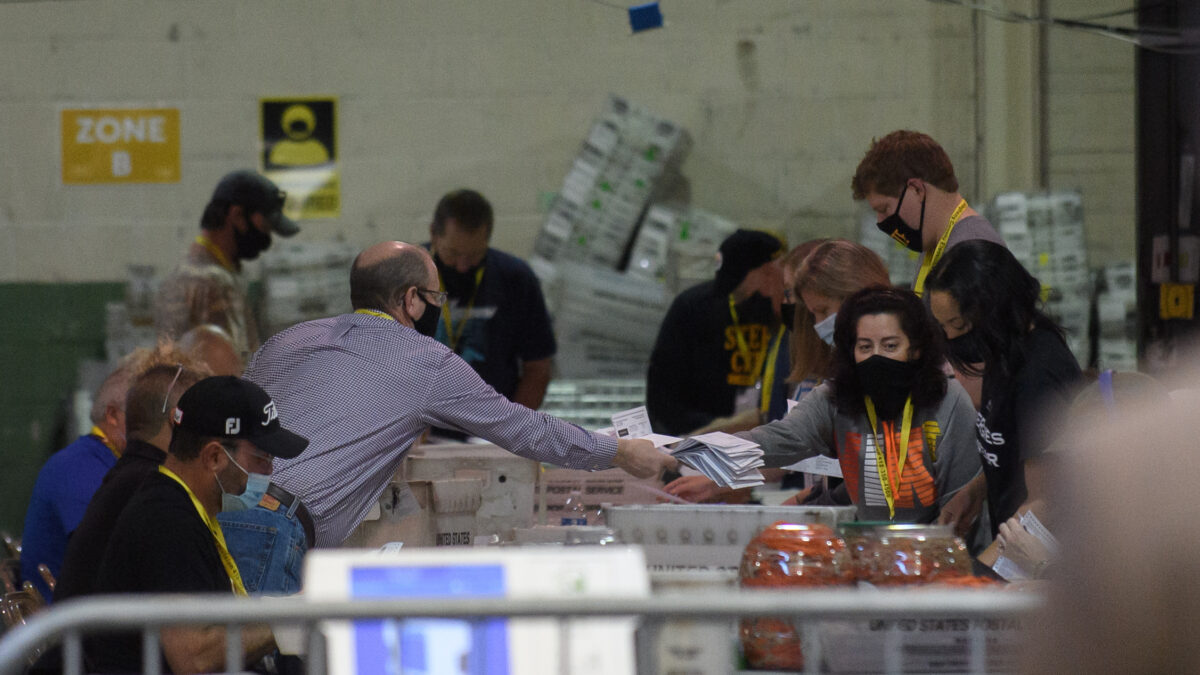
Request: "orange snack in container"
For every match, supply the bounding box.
[738,521,852,670]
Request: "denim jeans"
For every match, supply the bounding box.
[218,504,307,595]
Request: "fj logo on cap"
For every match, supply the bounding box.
[226,418,241,435]
[262,401,278,426]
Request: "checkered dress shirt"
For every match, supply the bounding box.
[245,312,617,546]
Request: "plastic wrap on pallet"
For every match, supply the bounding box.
[988,189,1093,366]
[535,94,692,270]
[262,241,357,334]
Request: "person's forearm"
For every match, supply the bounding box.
[963,472,986,499]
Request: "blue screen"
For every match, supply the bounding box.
[350,564,510,675]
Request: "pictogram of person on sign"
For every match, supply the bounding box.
[262,99,335,169]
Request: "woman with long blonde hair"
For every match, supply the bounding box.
[787,239,891,398]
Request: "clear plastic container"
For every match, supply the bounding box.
[838,522,971,586]
[737,521,852,670]
[560,489,588,526]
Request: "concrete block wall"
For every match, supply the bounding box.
[0,0,1001,284]
[0,2,1137,280]
[1046,0,1137,267]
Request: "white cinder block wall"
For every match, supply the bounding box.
[0,0,1134,282]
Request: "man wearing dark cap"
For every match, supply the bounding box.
[155,170,300,360]
[646,229,790,435]
[87,376,308,675]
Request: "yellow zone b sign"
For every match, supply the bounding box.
[61,107,181,184]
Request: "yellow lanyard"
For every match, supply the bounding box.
[438,266,486,351]
[758,326,785,416]
[355,308,395,321]
[728,295,782,416]
[864,396,915,520]
[157,466,248,596]
[90,425,120,459]
[194,235,235,273]
[912,199,969,297]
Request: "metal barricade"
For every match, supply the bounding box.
[0,588,1041,675]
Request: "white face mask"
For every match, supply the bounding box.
[814,312,837,346]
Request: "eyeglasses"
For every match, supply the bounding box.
[416,288,449,306]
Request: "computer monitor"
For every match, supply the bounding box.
[304,546,648,675]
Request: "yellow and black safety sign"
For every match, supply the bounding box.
[260,97,340,219]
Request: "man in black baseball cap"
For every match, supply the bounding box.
[209,170,300,238]
[714,229,787,295]
[155,169,300,359]
[87,376,309,673]
[647,228,790,436]
[170,375,308,460]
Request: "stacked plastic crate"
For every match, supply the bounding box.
[627,204,738,295]
[260,240,357,339]
[533,96,707,378]
[991,190,1092,364]
[533,95,691,268]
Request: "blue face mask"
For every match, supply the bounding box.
[814,312,837,346]
[221,472,271,512]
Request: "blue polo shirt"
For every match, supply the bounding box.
[21,433,117,601]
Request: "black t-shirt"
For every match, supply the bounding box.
[646,280,779,435]
[429,247,557,400]
[56,440,166,603]
[977,327,1082,534]
[86,470,232,674]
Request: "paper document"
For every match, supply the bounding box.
[611,405,654,439]
[783,454,843,478]
[669,431,765,489]
[991,510,1059,581]
[606,406,683,447]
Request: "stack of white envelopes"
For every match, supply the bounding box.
[669,431,765,489]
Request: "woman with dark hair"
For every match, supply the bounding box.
[925,239,1082,538]
[665,286,980,523]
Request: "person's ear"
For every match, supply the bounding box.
[104,403,122,430]
[909,179,927,201]
[201,441,227,472]
[226,204,247,232]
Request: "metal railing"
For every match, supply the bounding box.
[0,588,1041,675]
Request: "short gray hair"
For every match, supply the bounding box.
[89,365,133,425]
[350,246,430,312]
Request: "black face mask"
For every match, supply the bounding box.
[411,295,442,338]
[946,330,987,366]
[856,354,919,419]
[736,292,776,324]
[434,254,482,300]
[234,219,272,260]
[875,184,926,253]
[780,302,797,332]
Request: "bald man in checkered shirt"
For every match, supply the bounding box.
[245,241,677,546]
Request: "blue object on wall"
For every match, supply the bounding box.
[628,2,663,33]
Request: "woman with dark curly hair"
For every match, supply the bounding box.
[925,240,1082,538]
[665,286,980,524]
